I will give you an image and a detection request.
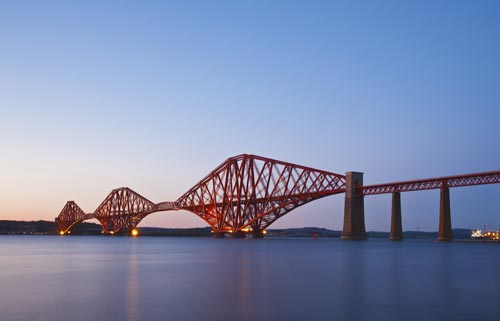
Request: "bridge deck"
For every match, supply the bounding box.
[361,170,500,195]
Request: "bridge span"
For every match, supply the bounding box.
[55,154,500,241]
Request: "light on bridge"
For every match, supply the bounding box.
[59,231,64,235]
[131,229,138,237]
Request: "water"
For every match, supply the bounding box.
[0,236,499,321]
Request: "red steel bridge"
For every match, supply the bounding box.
[55,154,500,241]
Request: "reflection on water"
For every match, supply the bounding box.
[126,241,139,321]
[0,236,499,321]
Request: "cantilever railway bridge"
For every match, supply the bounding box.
[55,154,500,241]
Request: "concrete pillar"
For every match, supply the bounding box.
[213,232,225,238]
[341,172,367,240]
[390,192,403,241]
[438,187,452,242]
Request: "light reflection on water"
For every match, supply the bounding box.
[0,236,499,321]
[126,241,139,321]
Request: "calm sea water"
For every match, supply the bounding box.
[0,236,499,321]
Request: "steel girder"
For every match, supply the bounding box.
[361,170,500,195]
[176,154,346,233]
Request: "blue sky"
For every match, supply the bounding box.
[1,0,499,231]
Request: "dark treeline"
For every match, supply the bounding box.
[0,220,57,235]
[0,220,102,235]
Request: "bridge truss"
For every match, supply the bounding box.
[55,154,345,235]
[176,154,346,235]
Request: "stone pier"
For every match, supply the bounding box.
[437,187,452,241]
[390,192,403,241]
[341,172,367,240]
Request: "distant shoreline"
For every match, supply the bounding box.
[0,220,475,239]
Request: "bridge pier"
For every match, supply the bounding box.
[252,230,265,239]
[390,192,403,241]
[341,172,367,240]
[231,231,246,238]
[438,187,452,242]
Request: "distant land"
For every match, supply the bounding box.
[0,220,474,239]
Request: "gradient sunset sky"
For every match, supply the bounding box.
[1,1,499,231]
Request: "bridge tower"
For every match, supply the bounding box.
[341,172,367,240]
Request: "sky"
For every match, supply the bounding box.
[0,0,499,232]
